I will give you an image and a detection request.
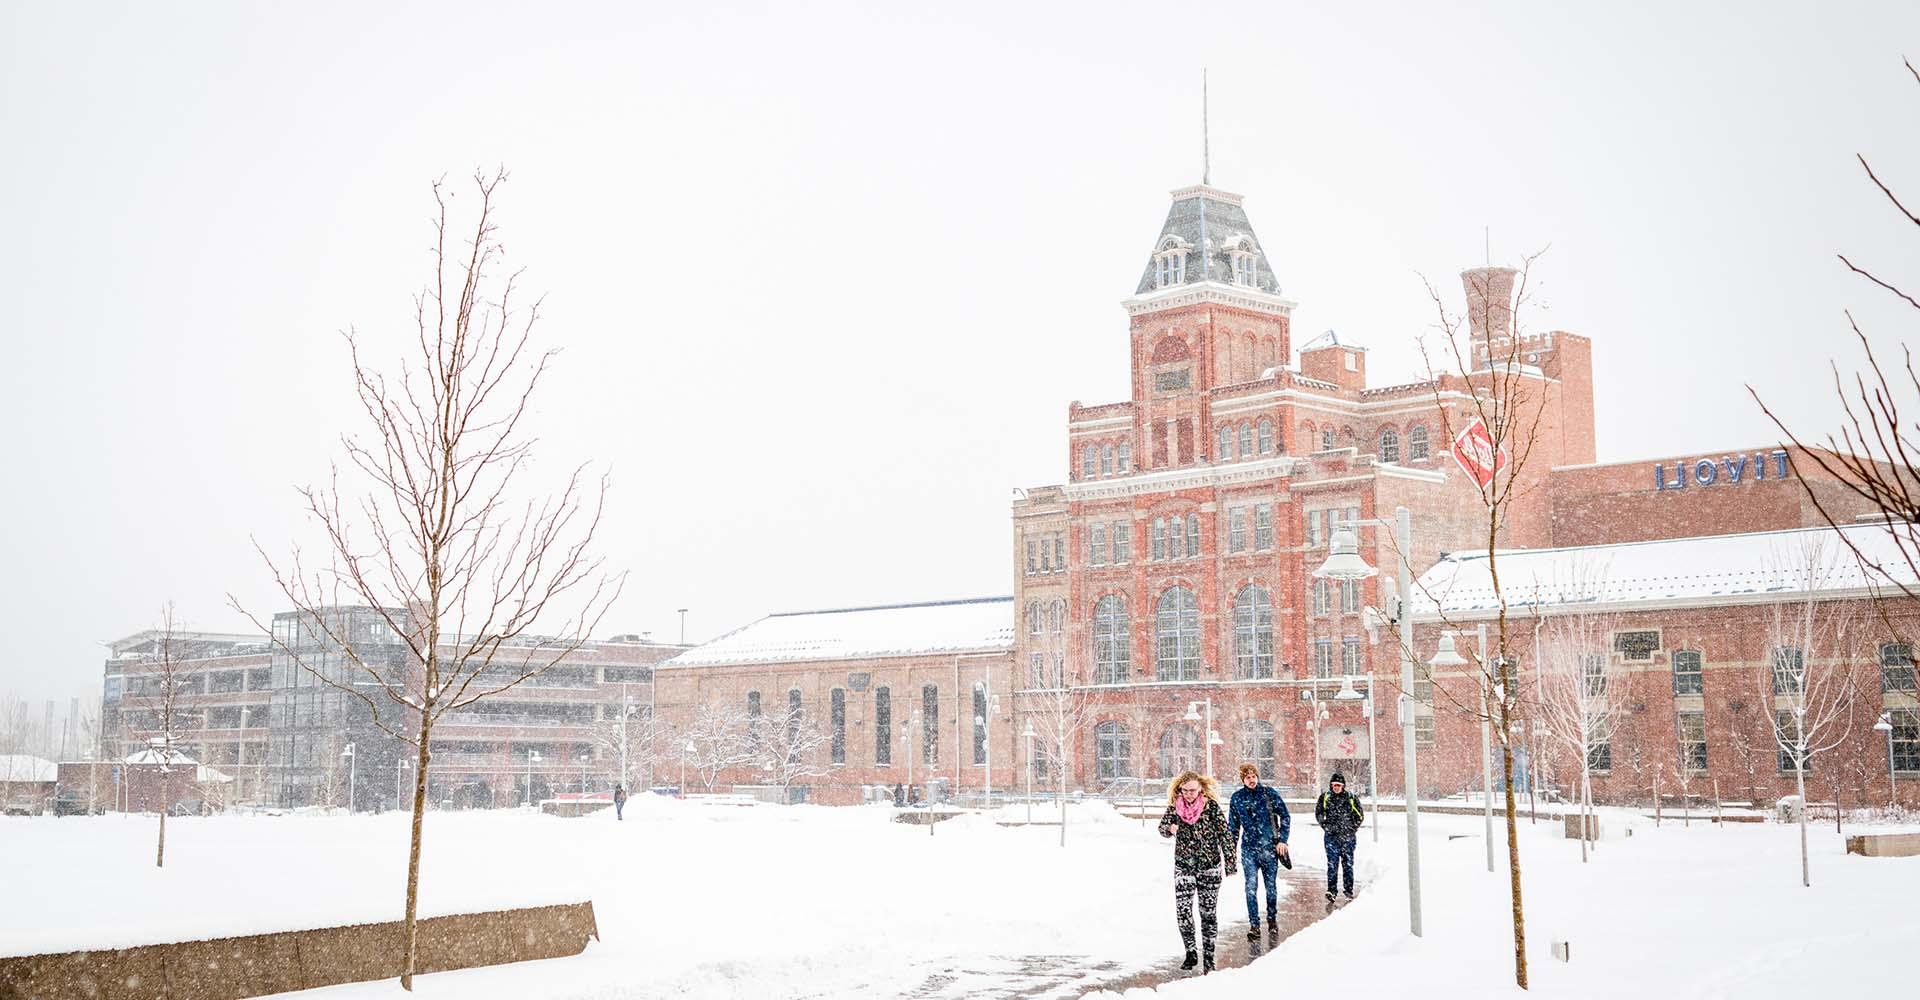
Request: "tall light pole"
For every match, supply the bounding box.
[525,750,541,808]
[1365,671,1379,843]
[1022,719,1036,825]
[1316,510,1423,938]
[1429,629,1494,873]
[341,742,356,814]
[1183,698,1220,777]
[1876,713,1896,809]
[677,608,689,646]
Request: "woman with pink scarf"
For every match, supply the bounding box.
[1157,770,1236,973]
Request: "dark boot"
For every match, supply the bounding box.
[1202,948,1216,973]
[1247,924,1260,942]
[1267,918,1279,946]
[1181,950,1198,970]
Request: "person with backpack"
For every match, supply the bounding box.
[1226,762,1291,943]
[1314,772,1364,902]
[1158,770,1236,974]
[613,783,628,821]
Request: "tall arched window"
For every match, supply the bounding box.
[1151,518,1168,560]
[1218,425,1235,462]
[1095,721,1132,782]
[1026,601,1040,636]
[1185,513,1201,557]
[1408,424,1430,461]
[972,683,988,765]
[1101,443,1114,477]
[1050,599,1066,635]
[1093,595,1131,684]
[1257,418,1275,455]
[874,687,891,765]
[1233,585,1275,679]
[922,684,939,765]
[1379,427,1400,464]
[1239,422,1254,457]
[1155,587,1201,681]
[830,688,846,764]
[1240,718,1277,777]
[1158,723,1202,777]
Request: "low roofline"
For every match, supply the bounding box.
[767,595,1012,618]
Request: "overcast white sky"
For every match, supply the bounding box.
[4,1,1919,707]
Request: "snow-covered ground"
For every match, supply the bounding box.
[1101,809,1920,999]
[3,799,1914,998]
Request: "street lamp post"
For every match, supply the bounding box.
[1183,699,1221,778]
[1365,671,1379,843]
[1429,628,1495,873]
[525,750,541,809]
[681,741,695,794]
[341,743,356,814]
[1022,719,1036,825]
[1875,713,1896,809]
[1316,508,1424,938]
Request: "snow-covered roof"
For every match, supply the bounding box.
[0,755,57,783]
[122,749,200,767]
[663,597,1014,668]
[1412,523,1918,618]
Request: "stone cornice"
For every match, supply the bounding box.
[1121,281,1298,318]
[1062,456,1299,501]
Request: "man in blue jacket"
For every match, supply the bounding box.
[1226,762,1291,942]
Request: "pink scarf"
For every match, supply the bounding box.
[1174,794,1205,825]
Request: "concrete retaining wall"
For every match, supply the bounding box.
[1847,832,1920,857]
[0,900,597,1000]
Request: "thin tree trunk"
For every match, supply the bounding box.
[155,773,167,868]
[1577,765,1589,863]
[1654,771,1661,827]
[401,710,433,990]
[1501,712,1528,989]
[1796,762,1810,888]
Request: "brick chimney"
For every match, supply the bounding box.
[1461,266,1517,368]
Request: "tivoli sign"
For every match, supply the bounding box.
[1654,449,1791,491]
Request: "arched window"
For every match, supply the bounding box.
[972,683,988,765]
[1154,238,1190,287]
[785,688,803,762]
[1050,599,1066,635]
[1155,587,1201,681]
[1093,595,1131,684]
[1218,425,1235,462]
[1239,422,1254,457]
[1168,516,1185,560]
[1233,585,1275,679]
[1101,443,1114,477]
[1380,427,1400,464]
[1095,721,1132,782]
[1026,601,1041,636]
[1408,424,1430,461]
[1240,718,1277,778]
[830,688,846,764]
[1158,723,1202,777]
[1185,513,1201,557]
[1257,419,1275,455]
[1044,601,1058,635]
[874,687,891,764]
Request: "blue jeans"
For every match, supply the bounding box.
[1242,849,1280,925]
[1325,835,1356,895]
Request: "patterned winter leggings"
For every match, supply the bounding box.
[1174,871,1223,954]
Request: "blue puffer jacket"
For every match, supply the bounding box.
[1227,783,1291,857]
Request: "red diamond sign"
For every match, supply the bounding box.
[1451,417,1509,489]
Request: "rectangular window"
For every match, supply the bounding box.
[874,687,891,765]
[1776,710,1807,772]
[1772,648,1804,694]
[1305,509,1323,546]
[1883,643,1916,692]
[1672,651,1704,695]
[1082,445,1097,479]
[1254,504,1273,550]
[1677,711,1707,771]
[1311,579,1330,616]
[246,668,272,690]
[1339,579,1360,614]
[1113,521,1131,563]
[1169,519,1185,560]
[1414,665,1434,703]
[1415,714,1435,748]
[1117,443,1131,473]
[1039,540,1051,573]
[1155,368,1192,391]
[972,686,988,766]
[1101,444,1114,477]
[1090,523,1107,565]
[1313,639,1334,679]
[1893,709,1920,772]
[1239,423,1254,456]
[830,689,846,765]
[1587,736,1612,771]
[1185,514,1200,556]
[1151,518,1167,561]
[1341,638,1363,676]
[1227,507,1247,553]
[1581,654,1607,697]
[1613,630,1661,662]
[1025,540,1036,575]
[1054,535,1065,572]
[209,671,244,693]
[1030,652,1046,689]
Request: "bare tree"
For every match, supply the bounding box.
[233,171,622,990]
[1407,253,1554,988]
[1760,537,1863,887]
[122,605,201,867]
[591,705,657,792]
[1024,681,1094,847]
[683,703,755,793]
[1531,593,1630,863]
[757,704,832,801]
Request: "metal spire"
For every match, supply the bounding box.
[1202,69,1211,186]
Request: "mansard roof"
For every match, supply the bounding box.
[1133,184,1282,296]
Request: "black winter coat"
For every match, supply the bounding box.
[1315,790,1365,840]
[1159,798,1237,877]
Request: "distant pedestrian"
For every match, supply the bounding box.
[1227,762,1291,942]
[1314,772,1365,902]
[1158,771,1236,974]
[613,784,627,821]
